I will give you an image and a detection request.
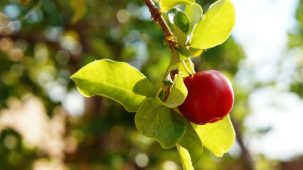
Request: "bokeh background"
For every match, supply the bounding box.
[0,0,303,169]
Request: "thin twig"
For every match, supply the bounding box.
[143,0,177,49]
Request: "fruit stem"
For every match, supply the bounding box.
[144,0,182,101]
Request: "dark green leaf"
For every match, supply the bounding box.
[135,98,186,149]
[179,122,203,166]
[174,10,190,33]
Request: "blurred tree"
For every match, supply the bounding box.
[289,0,303,98]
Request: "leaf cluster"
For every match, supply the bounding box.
[71,0,237,169]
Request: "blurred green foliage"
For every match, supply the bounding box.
[289,0,303,98]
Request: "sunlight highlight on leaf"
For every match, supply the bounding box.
[160,0,194,12]
[71,59,155,112]
[190,0,236,49]
[193,116,235,157]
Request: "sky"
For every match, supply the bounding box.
[233,0,303,160]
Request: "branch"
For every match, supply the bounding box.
[143,0,177,49]
[231,116,255,170]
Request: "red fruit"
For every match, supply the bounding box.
[178,70,234,125]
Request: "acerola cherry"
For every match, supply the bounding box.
[178,70,234,125]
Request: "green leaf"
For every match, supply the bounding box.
[175,26,191,58]
[174,12,192,58]
[190,48,203,57]
[135,98,186,149]
[160,0,194,12]
[71,59,155,112]
[179,59,195,77]
[190,0,236,49]
[162,74,188,108]
[177,145,194,170]
[174,10,190,33]
[178,122,203,167]
[167,8,191,58]
[193,116,235,157]
[185,3,203,33]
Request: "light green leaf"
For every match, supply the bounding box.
[185,2,203,33]
[71,59,155,112]
[164,74,188,108]
[179,59,195,77]
[177,145,194,170]
[193,116,235,157]
[135,98,186,149]
[179,122,203,166]
[190,48,203,57]
[190,0,236,49]
[160,0,194,12]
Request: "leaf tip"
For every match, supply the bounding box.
[70,74,76,81]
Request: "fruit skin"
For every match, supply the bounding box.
[178,70,234,125]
